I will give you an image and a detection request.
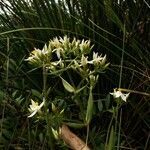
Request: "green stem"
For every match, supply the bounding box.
[117,109,122,150]
[115,104,119,135]
[46,115,55,150]
[43,65,55,150]
[105,114,114,150]
[43,65,47,99]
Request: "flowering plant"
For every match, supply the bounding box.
[26,36,110,149]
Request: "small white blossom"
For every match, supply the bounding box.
[79,40,91,52]
[41,44,52,57]
[28,99,45,118]
[89,73,99,87]
[92,52,103,65]
[51,127,59,140]
[25,49,41,61]
[81,54,88,66]
[50,37,61,48]
[110,89,130,102]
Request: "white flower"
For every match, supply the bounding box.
[87,52,102,64]
[55,48,64,59]
[93,52,102,63]
[50,37,61,48]
[79,39,91,53]
[25,49,41,61]
[110,89,130,102]
[42,44,52,56]
[51,127,59,140]
[25,45,52,65]
[89,74,99,87]
[28,99,45,118]
[81,54,88,66]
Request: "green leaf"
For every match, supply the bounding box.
[107,126,115,150]
[98,100,103,112]
[39,133,44,143]
[60,77,75,93]
[65,122,86,128]
[75,85,87,94]
[104,0,124,31]
[31,89,42,99]
[85,88,93,124]
[105,94,110,109]
[0,90,5,101]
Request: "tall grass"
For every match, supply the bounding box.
[0,0,149,149]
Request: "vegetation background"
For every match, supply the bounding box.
[0,0,149,149]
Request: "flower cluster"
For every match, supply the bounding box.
[26,36,109,117]
[49,36,92,58]
[72,52,109,79]
[25,36,109,86]
[25,36,96,71]
[25,44,52,67]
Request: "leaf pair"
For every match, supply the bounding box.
[61,76,94,125]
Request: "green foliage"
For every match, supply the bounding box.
[0,0,149,149]
[107,126,116,150]
[85,87,94,124]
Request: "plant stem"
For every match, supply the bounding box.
[43,65,55,150]
[43,65,47,99]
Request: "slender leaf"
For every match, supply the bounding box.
[85,88,93,124]
[60,76,75,93]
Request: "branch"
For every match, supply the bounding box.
[60,124,90,150]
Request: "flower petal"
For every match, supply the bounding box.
[121,93,130,102]
[28,110,38,118]
[39,100,45,109]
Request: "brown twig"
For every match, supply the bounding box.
[60,124,90,150]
